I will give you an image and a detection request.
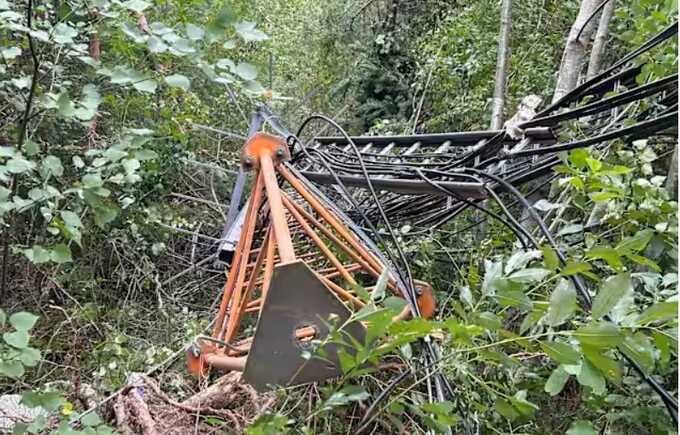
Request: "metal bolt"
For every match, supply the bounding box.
[415,286,423,296]
[243,156,254,168]
[275,148,285,159]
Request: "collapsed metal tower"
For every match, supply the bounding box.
[190,22,678,423]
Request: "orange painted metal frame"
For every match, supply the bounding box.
[187,133,436,379]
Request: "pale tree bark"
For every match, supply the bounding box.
[490,0,512,130]
[552,0,600,103]
[586,0,616,80]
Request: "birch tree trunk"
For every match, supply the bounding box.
[552,0,600,103]
[490,0,512,130]
[586,0,616,80]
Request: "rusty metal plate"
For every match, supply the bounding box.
[242,260,365,392]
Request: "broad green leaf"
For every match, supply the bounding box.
[234,62,257,81]
[42,155,64,178]
[57,93,75,117]
[619,333,655,372]
[495,398,519,421]
[574,322,622,348]
[576,360,606,394]
[495,288,532,311]
[592,273,632,320]
[557,224,583,237]
[582,345,621,382]
[319,385,368,411]
[541,245,559,270]
[22,245,51,263]
[585,246,623,270]
[507,268,550,283]
[53,22,78,44]
[560,261,591,276]
[148,36,168,53]
[372,268,389,302]
[234,21,269,42]
[133,78,157,93]
[51,244,72,263]
[543,279,577,326]
[9,312,38,330]
[17,347,41,366]
[165,74,191,90]
[22,391,64,411]
[545,366,569,396]
[510,390,538,416]
[81,412,102,427]
[482,260,502,296]
[505,250,541,274]
[6,156,35,174]
[0,360,24,377]
[636,301,678,324]
[2,46,20,59]
[540,341,580,365]
[23,140,40,156]
[122,0,149,12]
[616,229,654,253]
[566,420,598,435]
[3,329,29,348]
[185,23,204,40]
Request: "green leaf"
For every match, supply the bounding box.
[121,0,149,12]
[185,23,204,40]
[495,288,532,311]
[545,366,570,396]
[22,245,51,263]
[319,385,368,411]
[0,360,24,378]
[53,22,78,44]
[133,78,157,93]
[637,301,678,324]
[481,260,502,296]
[541,245,559,270]
[234,62,258,81]
[81,412,102,427]
[9,312,38,330]
[585,246,623,270]
[557,224,583,237]
[23,140,40,156]
[234,21,269,42]
[51,244,72,263]
[619,333,655,372]
[372,268,389,302]
[2,46,20,59]
[566,420,598,435]
[540,341,580,365]
[507,268,550,283]
[164,74,191,90]
[560,261,592,276]
[3,329,29,348]
[7,156,36,174]
[592,273,632,320]
[542,279,577,327]
[582,345,621,382]
[17,347,41,367]
[57,93,75,117]
[574,322,622,348]
[616,229,654,253]
[505,250,541,274]
[576,360,606,394]
[495,398,519,421]
[42,155,64,178]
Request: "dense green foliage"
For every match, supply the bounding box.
[0,0,677,433]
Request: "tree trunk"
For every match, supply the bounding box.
[586,0,616,80]
[552,0,600,103]
[490,0,512,130]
